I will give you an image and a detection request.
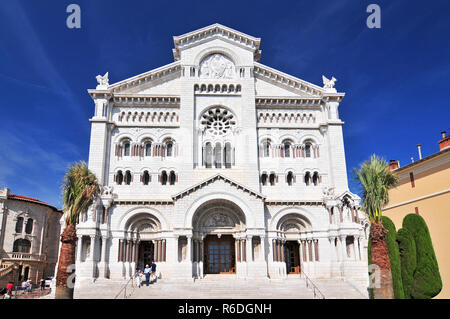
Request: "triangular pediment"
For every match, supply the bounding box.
[172,23,261,61]
[172,174,265,201]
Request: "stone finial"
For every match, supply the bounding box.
[96,72,109,89]
[0,187,10,199]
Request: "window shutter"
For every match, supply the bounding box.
[275,175,278,183]
[175,174,178,182]
[317,146,320,158]
[158,174,161,182]
[319,175,322,183]
[114,174,116,182]
[293,175,296,183]
[140,174,142,183]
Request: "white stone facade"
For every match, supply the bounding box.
[76,24,369,294]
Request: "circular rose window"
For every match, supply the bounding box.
[201,107,236,136]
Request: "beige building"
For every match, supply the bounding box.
[0,188,62,286]
[384,132,450,299]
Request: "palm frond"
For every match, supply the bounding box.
[353,154,398,223]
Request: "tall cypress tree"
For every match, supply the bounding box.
[382,216,404,299]
[396,227,416,298]
[403,214,442,299]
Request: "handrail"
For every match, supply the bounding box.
[302,271,325,299]
[114,276,135,299]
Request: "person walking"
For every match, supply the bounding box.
[150,260,157,283]
[6,282,13,291]
[40,279,45,292]
[26,280,32,293]
[135,269,142,288]
[144,264,151,286]
[21,280,27,294]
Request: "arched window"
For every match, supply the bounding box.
[305,142,312,158]
[25,219,33,234]
[161,171,168,185]
[269,173,276,186]
[15,217,24,233]
[169,171,176,185]
[123,141,131,156]
[124,171,132,185]
[214,142,222,168]
[283,140,292,157]
[116,171,124,185]
[261,173,268,186]
[204,142,213,168]
[143,171,150,185]
[313,172,319,186]
[224,142,232,168]
[261,139,271,157]
[145,141,152,157]
[166,141,173,157]
[287,172,294,186]
[304,172,311,186]
[13,239,31,253]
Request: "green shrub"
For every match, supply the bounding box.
[403,214,442,299]
[382,216,405,299]
[396,227,416,298]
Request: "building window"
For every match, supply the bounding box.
[261,139,271,157]
[214,142,222,168]
[169,171,176,185]
[224,142,232,168]
[304,172,311,186]
[204,142,213,168]
[410,172,415,188]
[142,171,150,185]
[269,173,276,186]
[124,171,132,185]
[123,142,131,156]
[116,171,124,185]
[261,173,268,186]
[166,142,173,157]
[15,217,24,233]
[287,172,294,186]
[161,171,168,185]
[282,140,292,157]
[13,239,31,253]
[305,143,312,158]
[312,172,319,186]
[145,141,152,157]
[25,219,33,235]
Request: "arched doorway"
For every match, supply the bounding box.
[124,212,164,271]
[192,199,246,276]
[276,213,312,275]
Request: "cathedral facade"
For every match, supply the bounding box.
[75,24,369,294]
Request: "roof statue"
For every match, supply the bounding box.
[322,75,337,89]
[96,72,109,89]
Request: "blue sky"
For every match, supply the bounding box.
[0,0,449,208]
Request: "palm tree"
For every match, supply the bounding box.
[55,161,100,299]
[354,155,398,299]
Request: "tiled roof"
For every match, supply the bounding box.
[8,194,62,213]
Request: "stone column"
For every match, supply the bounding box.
[76,236,83,262]
[236,238,241,262]
[339,236,347,261]
[162,240,166,262]
[355,237,361,260]
[99,236,109,278]
[246,237,252,262]
[186,236,192,262]
[88,235,96,262]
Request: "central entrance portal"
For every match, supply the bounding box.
[284,241,301,274]
[204,235,235,274]
[137,241,154,270]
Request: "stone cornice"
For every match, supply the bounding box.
[264,200,324,206]
[96,62,182,94]
[114,199,174,205]
[173,23,261,62]
[112,94,180,107]
[255,97,322,109]
[254,62,326,97]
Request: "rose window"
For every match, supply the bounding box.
[201,107,236,136]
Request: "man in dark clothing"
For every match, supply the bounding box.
[150,260,157,283]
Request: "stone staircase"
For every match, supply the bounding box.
[71,275,367,299]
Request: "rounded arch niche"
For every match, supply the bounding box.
[276,213,312,240]
[124,212,162,240]
[192,199,246,236]
[199,53,236,79]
